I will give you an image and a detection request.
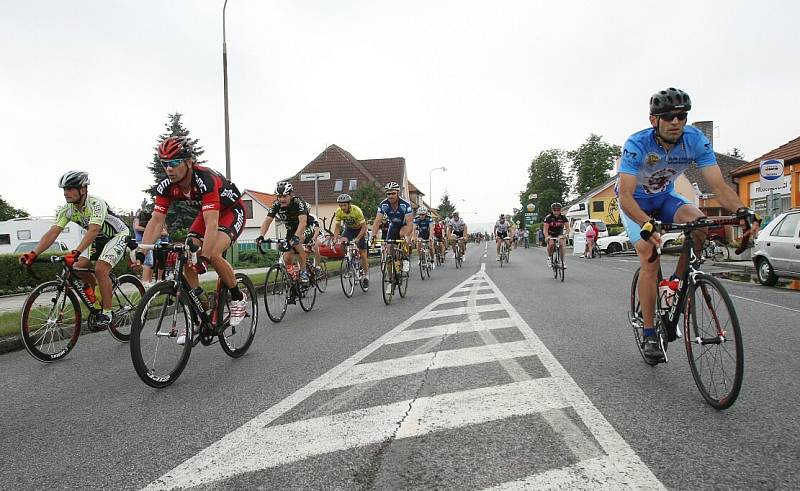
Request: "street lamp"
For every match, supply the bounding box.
[222,0,231,179]
[429,166,447,208]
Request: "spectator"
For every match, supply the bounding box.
[582,220,597,258]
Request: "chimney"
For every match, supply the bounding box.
[692,120,713,146]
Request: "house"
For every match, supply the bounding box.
[283,144,426,227]
[731,135,800,220]
[238,189,286,242]
[683,152,747,216]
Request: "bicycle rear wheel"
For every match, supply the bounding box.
[130,282,192,388]
[264,265,289,323]
[340,259,355,298]
[108,274,145,342]
[218,273,258,358]
[683,274,744,409]
[20,281,82,362]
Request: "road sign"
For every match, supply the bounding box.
[524,212,534,217]
[526,203,534,212]
[300,172,331,182]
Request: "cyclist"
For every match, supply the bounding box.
[447,211,468,258]
[332,193,369,287]
[370,182,414,269]
[413,206,434,265]
[432,217,446,259]
[257,181,312,284]
[19,171,130,329]
[543,203,569,268]
[139,137,247,338]
[494,214,511,261]
[619,87,759,362]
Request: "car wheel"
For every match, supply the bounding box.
[606,242,622,255]
[756,257,778,286]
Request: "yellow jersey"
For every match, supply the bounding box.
[334,204,366,229]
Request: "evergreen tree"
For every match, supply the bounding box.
[726,148,744,159]
[567,134,621,196]
[519,149,569,223]
[437,192,456,218]
[146,113,207,232]
[350,182,384,223]
[0,195,30,221]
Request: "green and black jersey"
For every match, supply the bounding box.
[55,195,129,239]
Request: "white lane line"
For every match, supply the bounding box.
[326,340,539,389]
[432,293,496,306]
[144,379,570,490]
[479,269,664,489]
[422,303,505,319]
[729,294,800,313]
[142,273,514,490]
[386,317,516,345]
[485,456,649,491]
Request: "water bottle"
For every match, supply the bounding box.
[402,259,410,272]
[658,278,678,309]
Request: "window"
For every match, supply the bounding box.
[334,179,343,192]
[592,201,605,212]
[0,234,10,245]
[243,199,254,220]
[17,230,31,240]
[348,179,358,191]
[771,212,800,238]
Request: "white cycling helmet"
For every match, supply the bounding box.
[336,193,352,203]
[384,182,400,192]
[417,206,429,215]
[58,170,90,188]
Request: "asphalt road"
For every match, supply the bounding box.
[1,243,798,489]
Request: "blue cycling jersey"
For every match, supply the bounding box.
[619,126,716,198]
[414,216,432,238]
[377,198,413,231]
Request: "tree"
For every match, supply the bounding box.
[0,195,30,221]
[726,148,744,159]
[350,181,384,223]
[437,192,456,218]
[519,149,569,224]
[567,134,621,196]
[145,113,207,233]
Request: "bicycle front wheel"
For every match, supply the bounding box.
[130,282,192,388]
[20,281,82,362]
[218,273,258,358]
[558,248,565,282]
[683,274,744,409]
[264,265,289,323]
[108,274,145,342]
[340,259,355,298]
[315,261,328,293]
[299,281,317,312]
[381,259,395,305]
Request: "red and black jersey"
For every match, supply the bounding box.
[153,165,242,214]
[544,213,569,236]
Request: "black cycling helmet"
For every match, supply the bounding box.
[58,170,90,188]
[276,181,293,196]
[649,87,691,115]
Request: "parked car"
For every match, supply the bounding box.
[597,230,682,255]
[752,208,800,286]
[13,240,70,254]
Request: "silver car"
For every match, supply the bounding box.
[752,208,800,286]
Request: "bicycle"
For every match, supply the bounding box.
[629,217,746,409]
[433,238,446,267]
[129,242,257,388]
[498,237,511,268]
[338,238,369,298]
[547,236,565,281]
[418,240,434,280]
[376,239,410,305]
[258,239,318,322]
[453,237,464,269]
[20,254,145,362]
[702,237,729,262]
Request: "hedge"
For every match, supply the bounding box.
[0,253,137,296]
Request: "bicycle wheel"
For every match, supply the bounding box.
[552,253,558,279]
[264,265,289,323]
[424,251,432,278]
[130,282,192,388]
[683,274,744,409]
[107,274,145,343]
[298,280,317,312]
[419,254,426,280]
[20,281,82,362]
[218,273,258,358]
[340,258,355,298]
[558,248,565,282]
[315,261,328,293]
[381,258,395,305]
[398,265,410,298]
[630,268,669,366]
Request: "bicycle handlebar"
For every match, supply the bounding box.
[645,216,753,263]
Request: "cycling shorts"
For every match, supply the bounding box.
[417,229,431,240]
[621,190,691,245]
[187,203,245,243]
[452,229,464,238]
[386,225,402,242]
[89,232,130,268]
[496,231,508,239]
[342,227,367,250]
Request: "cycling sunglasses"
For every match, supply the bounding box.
[160,158,185,168]
[386,191,398,196]
[659,112,688,122]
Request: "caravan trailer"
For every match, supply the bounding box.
[0,217,85,255]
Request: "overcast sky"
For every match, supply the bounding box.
[2,0,799,230]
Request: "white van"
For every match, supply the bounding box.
[0,217,85,255]
[573,219,609,239]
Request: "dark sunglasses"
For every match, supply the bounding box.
[160,158,185,168]
[659,112,688,122]
[386,191,398,196]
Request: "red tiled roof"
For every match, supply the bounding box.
[243,189,277,208]
[731,135,800,176]
[285,145,407,204]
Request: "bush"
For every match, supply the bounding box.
[0,253,136,295]
[234,249,278,268]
